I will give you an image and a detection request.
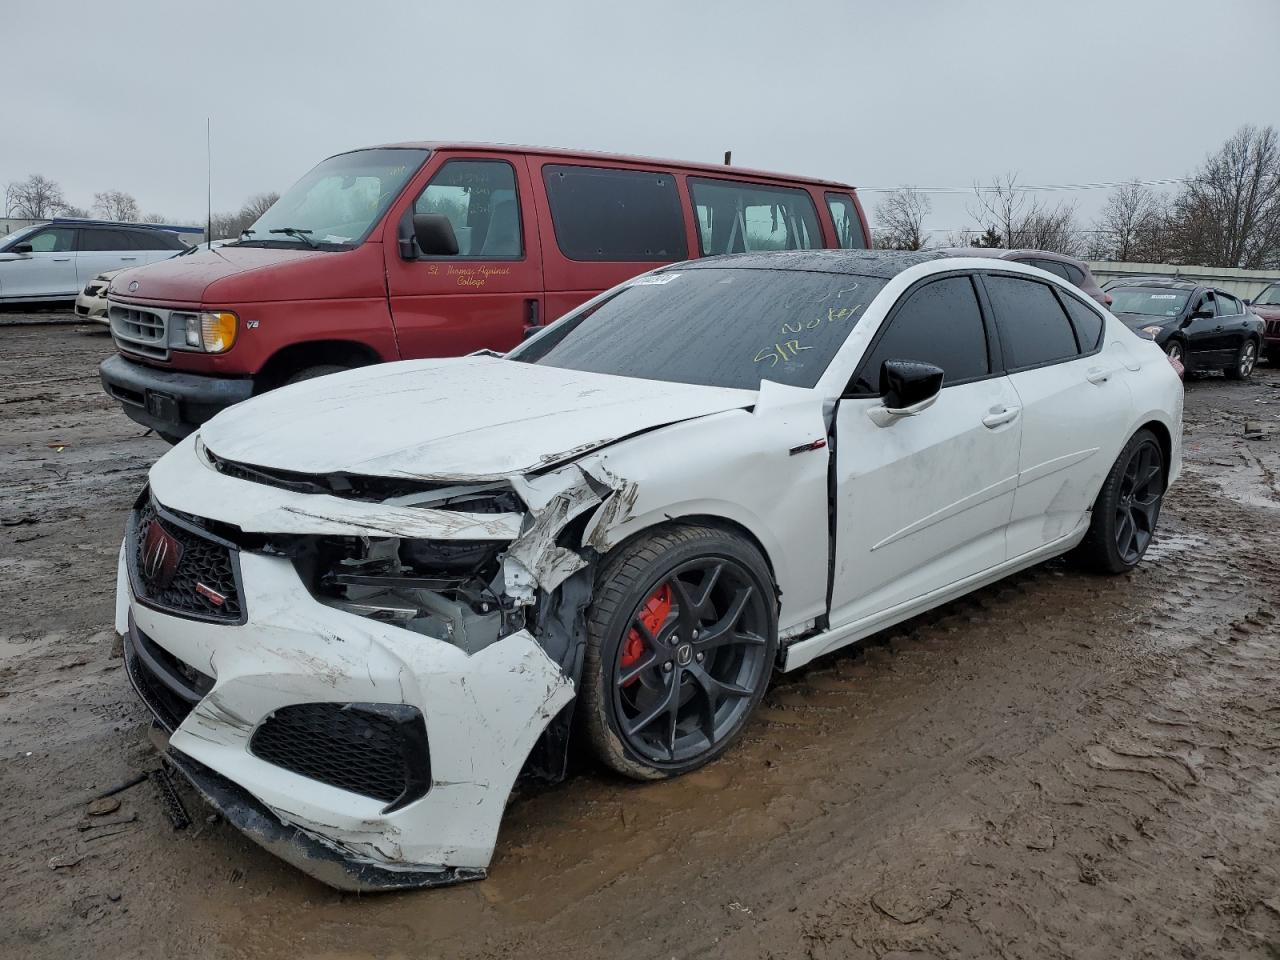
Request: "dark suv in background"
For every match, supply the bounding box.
[1108,278,1264,379]
[1248,282,1280,362]
[943,248,1110,306]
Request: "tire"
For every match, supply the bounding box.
[283,364,350,386]
[156,430,185,445]
[1164,339,1185,365]
[581,524,778,781]
[1224,339,1258,380]
[1072,429,1165,574]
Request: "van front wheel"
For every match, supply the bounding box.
[283,364,349,386]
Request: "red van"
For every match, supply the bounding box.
[99,142,871,441]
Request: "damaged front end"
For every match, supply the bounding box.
[117,436,635,891]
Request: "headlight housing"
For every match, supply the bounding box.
[1141,324,1165,339]
[180,310,238,353]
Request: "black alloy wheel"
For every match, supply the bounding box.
[1073,429,1166,574]
[582,525,778,780]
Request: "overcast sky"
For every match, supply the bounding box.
[4,0,1277,236]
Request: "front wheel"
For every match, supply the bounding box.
[1164,339,1184,364]
[1224,339,1258,380]
[581,525,778,780]
[284,364,350,386]
[1072,429,1165,574]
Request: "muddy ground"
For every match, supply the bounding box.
[2,317,1278,960]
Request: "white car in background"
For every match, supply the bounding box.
[116,251,1182,891]
[0,220,189,302]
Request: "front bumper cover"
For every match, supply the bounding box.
[100,353,253,439]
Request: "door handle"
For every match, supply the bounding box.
[53,257,71,262]
[120,256,137,261]
[1086,365,1120,384]
[982,405,1020,428]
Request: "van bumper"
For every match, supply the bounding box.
[100,354,254,439]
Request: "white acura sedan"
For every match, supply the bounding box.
[116,251,1182,890]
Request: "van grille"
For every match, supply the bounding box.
[109,301,195,360]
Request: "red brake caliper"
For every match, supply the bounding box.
[620,584,672,686]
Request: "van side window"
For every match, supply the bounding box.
[414,160,522,258]
[541,165,686,262]
[690,178,821,255]
[825,192,867,249]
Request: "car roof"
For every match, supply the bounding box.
[344,141,857,190]
[674,249,953,278]
[939,246,1085,267]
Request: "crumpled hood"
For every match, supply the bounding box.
[200,355,757,481]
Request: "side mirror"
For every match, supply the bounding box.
[1242,299,1251,306]
[412,213,458,257]
[11,243,33,254]
[867,360,944,427]
[1190,307,1214,321]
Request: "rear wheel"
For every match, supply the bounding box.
[581,525,778,780]
[1072,429,1165,574]
[1224,339,1258,380]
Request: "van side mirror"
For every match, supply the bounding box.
[413,214,459,257]
[866,360,944,427]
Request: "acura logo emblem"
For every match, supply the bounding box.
[140,521,183,590]
[128,280,140,292]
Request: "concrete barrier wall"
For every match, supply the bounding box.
[1087,261,1280,301]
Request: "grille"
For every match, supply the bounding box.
[250,703,431,809]
[123,618,214,731]
[128,499,245,623]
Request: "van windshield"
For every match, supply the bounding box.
[239,148,428,249]
[510,267,885,390]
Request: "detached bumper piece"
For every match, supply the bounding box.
[161,747,484,893]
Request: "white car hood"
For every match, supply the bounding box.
[200,355,756,481]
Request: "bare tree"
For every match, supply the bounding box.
[1090,180,1172,262]
[93,190,141,222]
[1168,125,1280,269]
[241,192,280,222]
[874,187,932,250]
[5,174,70,218]
[208,191,282,240]
[968,172,1081,255]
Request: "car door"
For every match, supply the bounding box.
[1214,292,1248,359]
[1182,290,1221,365]
[980,272,1135,559]
[829,272,1022,629]
[384,153,544,357]
[0,226,78,298]
[74,227,139,284]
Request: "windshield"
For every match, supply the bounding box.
[0,224,41,251]
[511,267,885,390]
[239,148,428,249]
[1254,284,1280,307]
[1109,287,1191,318]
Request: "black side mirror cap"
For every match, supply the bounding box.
[412,213,458,257]
[880,359,945,411]
[1190,308,1214,321]
[11,243,33,254]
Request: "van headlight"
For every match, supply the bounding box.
[181,311,238,353]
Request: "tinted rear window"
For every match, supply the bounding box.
[1060,293,1103,350]
[513,268,885,390]
[984,275,1080,368]
[542,164,686,262]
